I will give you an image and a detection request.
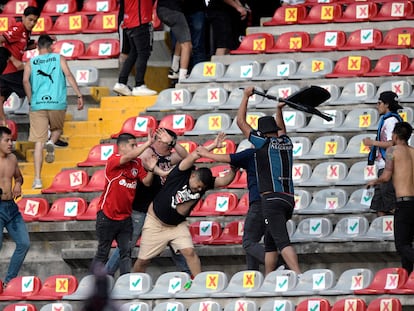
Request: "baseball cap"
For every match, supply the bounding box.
[258,116,280,134]
[379,91,403,111]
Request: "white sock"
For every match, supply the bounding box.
[172,55,180,72]
[179,68,188,80]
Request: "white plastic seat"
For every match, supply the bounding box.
[353,216,395,241]
[246,270,298,297]
[366,81,414,104]
[181,61,225,83]
[182,86,228,111]
[146,88,192,112]
[291,136,312,159]
[223,300,258,311]
[260,300,295,311]
[69,65,99,86]
[3,92,23,114]
[282,110,307,132]
[188,301,222,311]
[120,301,151,311]
[322,216,370,242]
[282,269,336,296]
[224,111,266,134]
[296,110,344,133]
[175,271,228,298]
[219,87,264,110]
[335,188,374,214]
[63,274,114,300]
[13,97,30,115]
[152,302,185,311]
[293,189,312,214]
[398,107,414,123]
[299,135,347,160]
[184,113,232,136]
[300,161,348,187]
[256,85,301,109]
[335,133,376,159]
[217,60,262,82]
[139,272,191,299]
[287,219,296,238]
[332,108,379,132]
[288,57,334,79]
[330,82,376,105]
[319,268,374,295]
[110,273,152,299]
[336,161,377,186]
[252,58,298,81]
[40,303,73,311]
[236,139,254,153]
[292,163,312,186]
[211,270,264,298]
[290,217,333,243]
[297,188,348,215]
[318,84,341,106]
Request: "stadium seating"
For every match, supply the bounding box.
[252,58,297,81]
[293,189,312,214]
[182,86,228,110]
[260,300,294,311]
[302,30,346,51]
[76,196,100,221]
[266,31,310,53]
[321,269,374,295]
[208,220,245,245]
[69,65,99,86]
[230,33,274,54]
[335,2,378,22]
[330,81,376,105]
[224,111,266,134]
[78,169,105,192]
[295,298,331,311]
[388,271,414,294]
[223,300,258,311]
[139,272,191,299]
[331,298,366,311]
[331,108,378,132]
[180,61,225,83]
[291,136,312,159]
[188,301,222,311]
[338,28,383,51]
[49,14,89,34]
[184,113,232,135]
[366,298,402,311]
[77,143,117,167]
[77,38,120,59]
[217,60,262,82]
[175,271,228,298]
[110,273,152,299]
[291,163,312,186]
[336,161,376,186]
[41,169,89,194]
[322,216,370,242]
[334,133,375,159]
[354,268,408,295]
[38,197,88,221]
[111,115,158,138]
[288,57,334,79]
[0,276,42,300]
[0,16,16,33]
[80,0,118,14]
[247,269,298,297]
[300,161,348,187]
[31,15,53,34]
[298,135,347,159]
[31,275,78,300]
[119,301,150,311]
[196,138,236,163]
[211,271,264,298]
[190,221,222,244]
[297,188,348,215]
[42,0,78,15]
[152,302,185,311]
[282,269,336,296]
[225,192,248,215]
[191,192,239,216]
[353,216,395,242]
[263,5,307,26]
[4,304,37,311]
[17,197,50,222]
[326,56,371,78]
[370,1,413,21]
[367,81,414,104]
[1,0,37,17]
[297,109,344,132]
[158,113,195,135]
[290,218,333,243]
[300,3,342,24]
[364,54,410,77]
[52,39,85,60]
[146,88,192,111]
[335,188,373,214]
[376,27,414,49]
[83,12,118,33]
[256,85,301,109]
[220,88,265,110]
[63,274,114,300]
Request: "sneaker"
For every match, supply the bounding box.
[178,75,188,83]
[168,68,179,79]
[113,82,132,96]
[45,140,55,163]
[54,139,68,148]
[132,85,157,96]
[32,178,43,189]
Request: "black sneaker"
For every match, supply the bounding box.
[54,139,68,147]
[168,68,179,79]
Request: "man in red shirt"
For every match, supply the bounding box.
[0,6,40,124]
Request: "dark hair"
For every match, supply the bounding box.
[24,6,41,17]
[194,167,215,190]
[0,126,12,137]
[393,122,413,142]
[116,133,136,145]
[157,128,177,147]
[37,35,54,49]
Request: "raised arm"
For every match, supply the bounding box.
[275,101,287,136]
[196,146,231,163]
[237,87,254,138]
[120,131,154,165]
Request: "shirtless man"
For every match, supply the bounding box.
[0,126,30,287]
[367,122,414,274]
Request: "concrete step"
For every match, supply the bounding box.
[99,94,157,110]
[25,147,90,163]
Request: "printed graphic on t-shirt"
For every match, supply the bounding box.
[171,184,200,209]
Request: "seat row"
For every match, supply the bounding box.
[232,27,414,54]
[264,1,414,26]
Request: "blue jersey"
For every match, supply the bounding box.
[249,130,294,194]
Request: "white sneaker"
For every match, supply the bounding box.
[113,82,132,96]
[132,85,157,96]
[45,140,55,163]
[32,178,43,189]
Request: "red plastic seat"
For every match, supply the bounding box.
[302,30,346,52]
[364,54,409,77]
[111,115,158,138]
[17,197,49,222]
[354,267,408,295]
[370,1,413,21]
[331,298,366,311]
[226,170,247,189]
[41,169,89,194]
[6,119,18,141]
[42,0,77,15]
[1,0,37,17]
[22,49,39,62]
[263,5,307,26]
[300,3,342,24]
[207,220,244,245]
[52,39,85,60]
[399,57,414,76]
[78,169,105,193]
[49,13,89,34]
[335,2,378,22]
[38,197,88,221]
[338,28,383,51]
[82,12,118,33]
[3,304,37,311]
[31,15,53,35]
[196,139,237,163]
[189,221,222,245]
[266,31,310,53]
[80,0,118,14]
[191,192,238,216]
[0,16,17,33]
[0,276,42,300]
[77,38,120,59]
[76,196,101,221]
[326,56,371,78]
[30,274,78,300]
[176,140,198,154]
[230,33,274,55]
[376,27,414,49]
[158,114,195,136]
[225,192,248,216]
[296,298,331,311]
[366,298,402,311]
[77,143,117,167]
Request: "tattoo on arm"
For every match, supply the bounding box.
[384,147,395,171]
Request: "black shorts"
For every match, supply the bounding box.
[206,8,232,49]
[0,70,25,98]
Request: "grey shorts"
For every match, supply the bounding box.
[371,168,396,213]
[157,6,191,43]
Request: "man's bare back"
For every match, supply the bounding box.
[387,144,414,198]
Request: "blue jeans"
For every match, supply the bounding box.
[0,200,30,283]
[242,200,265,270]
[186,10,207,67]
[106,210,191,275]
[92,210,132,275]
